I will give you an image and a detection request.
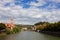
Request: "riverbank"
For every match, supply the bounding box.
[39,31,60,37]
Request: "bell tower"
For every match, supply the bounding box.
[5,16,15,30]
[10,16,15,29]
[10,17,14,24]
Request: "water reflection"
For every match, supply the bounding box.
[0,34,14,40]
[6,35,14,40]
[0,36,6,40]
[0,31,60,40]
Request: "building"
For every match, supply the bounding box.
[22,28,27,31]
[32,26,37,31]
[5,18,15,30]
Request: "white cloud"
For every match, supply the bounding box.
[47,0,60,3]
[30,0,46,6]
[0,0,60,24]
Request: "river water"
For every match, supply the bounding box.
[0,31,60,40]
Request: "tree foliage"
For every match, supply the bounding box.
[0,23,6,30]
[34,21,60,32]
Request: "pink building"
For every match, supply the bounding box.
[5,18,15,30]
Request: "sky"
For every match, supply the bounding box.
[0,0,60,25]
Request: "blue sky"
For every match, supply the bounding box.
[0,0,60,25]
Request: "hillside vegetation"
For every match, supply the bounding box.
[34,21,60,32]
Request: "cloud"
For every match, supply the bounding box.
[0,0,60,25]
[30,0,46,6]
[45,0,60,3]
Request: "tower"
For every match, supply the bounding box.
[10,17,15,30]
[5,16,15,30]
[10,18,14,24]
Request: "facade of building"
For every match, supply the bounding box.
[22,28,27,31]
[5,18,15,30]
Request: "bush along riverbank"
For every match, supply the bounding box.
[6,27,21,34]
[0,27,21,36]
[34,21,60,37]
[0,23,21,35]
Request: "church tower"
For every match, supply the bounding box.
[5,17,15,30]
[10,17,15,30]
[10,18,14,25]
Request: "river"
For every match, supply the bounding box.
[0,31,60,40]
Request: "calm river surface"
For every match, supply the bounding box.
[0,31,60,40]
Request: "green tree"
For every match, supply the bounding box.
[0,23,6,30]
